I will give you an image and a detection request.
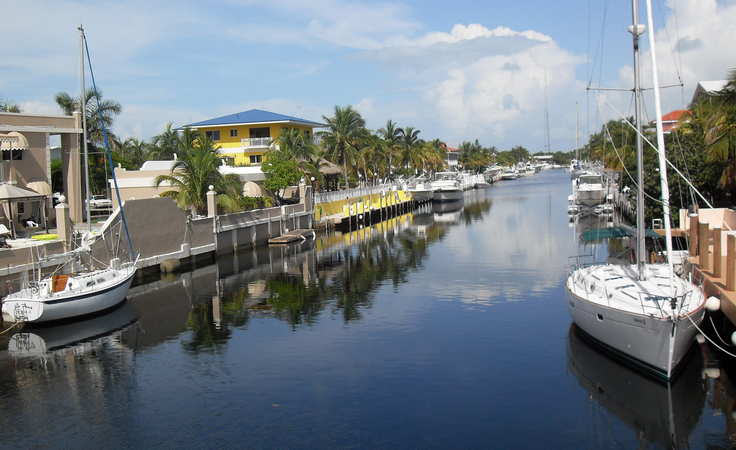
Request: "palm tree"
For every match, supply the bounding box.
[0,97,22,113]
[377,120,403,177]
[122,138,151,168]
[150,122,181,160]
[55,88,122,147]
[397,126,425,171]
[362,134,390,183]
[697,70,736,188]
[153,136,243,216]
[319,105,367,187]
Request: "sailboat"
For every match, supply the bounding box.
[564,0,706,380]
[1,27,137,324]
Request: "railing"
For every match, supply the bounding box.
[240,137,272,148]
[315,184,399,204]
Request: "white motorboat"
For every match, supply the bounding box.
[406,176,434,202]
[564,0,706,381]
[573,172,607,207]
[431,172,463,202]
[1,27,138,324]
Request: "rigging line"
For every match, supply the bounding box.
[688,313,736,359]
[600,91,734,232]
[82,32,136,259]
[709,314,734,347]
[654,0,684,86]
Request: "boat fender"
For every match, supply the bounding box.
[695,334,706,344]
[705,296,721,312]
[160,259,181,274]
[704,367,721,379]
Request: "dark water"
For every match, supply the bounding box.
[1,170,734,449]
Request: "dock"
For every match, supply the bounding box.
[268,229,315,245]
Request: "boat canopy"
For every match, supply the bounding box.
[580,227,661,244]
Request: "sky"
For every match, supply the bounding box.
[2,0,735,154]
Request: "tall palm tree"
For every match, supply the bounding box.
[377,120,403,177]
[319,105,367,187]
[55,88,122,147]
[150,122,181,160]
[696,70,736,188]
[153,136,243,215]
[397,126,424,171]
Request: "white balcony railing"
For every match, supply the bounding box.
[241,137,272,148]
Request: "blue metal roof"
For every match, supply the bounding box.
[183,109,325,128]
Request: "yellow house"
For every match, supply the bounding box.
[181,109,325,166]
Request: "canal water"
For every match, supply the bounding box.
[1,169,735,449]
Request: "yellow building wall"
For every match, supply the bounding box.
[208,124,315,166]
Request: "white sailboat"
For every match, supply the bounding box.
[564,0,706,380]
[1,26,137,324]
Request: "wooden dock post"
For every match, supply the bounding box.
[689,213,699,256]
[727,233,736,291]
[714,226,722,277]
[699,221,710,270]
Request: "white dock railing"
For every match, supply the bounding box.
[315,184,400,204]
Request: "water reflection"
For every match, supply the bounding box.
[567,324,706,449]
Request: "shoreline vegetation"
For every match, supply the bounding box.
[4,68,735,223]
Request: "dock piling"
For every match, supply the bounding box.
[699,221,710,271]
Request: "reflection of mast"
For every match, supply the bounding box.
[544,71,551,154]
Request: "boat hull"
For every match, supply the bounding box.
[2,266,137,323]
[433,188,463,202]
[409,189,434,202]
[564,280,704,380]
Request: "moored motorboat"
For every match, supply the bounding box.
[431,172,463,202]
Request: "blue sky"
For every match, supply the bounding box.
[2,0,734,154]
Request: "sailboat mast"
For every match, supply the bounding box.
[630,1,647,279]
[645,0,675,283]
[79,26,91,233]
[575,103,579,159]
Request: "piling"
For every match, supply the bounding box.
[714,226,722,277]
[699,221,710,271]
[689,213,699,257]
[728,233,736,291]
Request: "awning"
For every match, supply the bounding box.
[0,131,30,150]
[580,227,662,244]
[26,180,53,196]
[0,184,45,202]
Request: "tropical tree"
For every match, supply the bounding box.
[362,134,390,182]
[55,88,122,147]
[262,158,301,205]
[397,126,424,171]
[267,128,324,184]
[153,136,243,215]
[150,122,182,160]
[376,120,403,176]
[0,97,22,113]
[122,138,150,168]
[319,105,367,187]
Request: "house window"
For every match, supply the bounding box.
[250,155,262,164]
[205,130,221,141]
[18,202,24,214]
[230,129,238,138]
[2,149,23,161]
[249,127,270,138]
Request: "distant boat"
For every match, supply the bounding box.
[431,172,463,202]
[573,172,607,207]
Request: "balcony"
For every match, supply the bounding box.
[241,137,272,148]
